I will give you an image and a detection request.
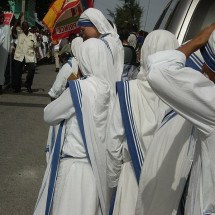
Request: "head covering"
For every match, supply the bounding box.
[77,37,119,91]
[78,8,115,36]
[138,30,179,79]
[200,29,215,72]
[71,36,83,58]
[78,8,124,80]
[130,30,179,151]
[106,30,179,192]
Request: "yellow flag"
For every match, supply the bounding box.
[42,0,66,32]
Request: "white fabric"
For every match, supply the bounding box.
[35,38,118,214]
[0,27,5,46]
[76,38,120,214]
[107,30,179,215]
[34,119,66,215]
[48,58,79,99]
[52,158,102,215]
[42,35,48,57]
[138,29,180,80]
[54,40,61,50]
[79,8,124,81]
[147,49,215,214]
[47,37,83,155]
[77,38,118,93]
[0,24,10,85]
[113,162,138,215]
[135,114,196,215]
[128,33,137,49]
[14,27,37,63]
[71,36,83,57]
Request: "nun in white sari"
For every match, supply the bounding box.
[34,37,119,215]
[145,27,215,215]
[48,37,83,99]
[45,37,83,163]
[106,30,180,215]
[78,8,124,81]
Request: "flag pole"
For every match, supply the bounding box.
[21,0,25,22]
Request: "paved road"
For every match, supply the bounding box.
[0,63,57,215]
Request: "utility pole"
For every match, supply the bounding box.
[21,0,25,22]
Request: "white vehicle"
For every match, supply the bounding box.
[154,0,215,44]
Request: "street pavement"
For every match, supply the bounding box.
[0,63,57,214]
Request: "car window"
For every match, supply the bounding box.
[183,0,215,42]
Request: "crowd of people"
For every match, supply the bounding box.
[0,11,78,94]
[1,6,215,215]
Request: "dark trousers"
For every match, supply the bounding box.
[12,59,35,90]
[4,54,11,85]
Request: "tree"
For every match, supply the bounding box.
[35,0,53,20]
[108,0,143,31]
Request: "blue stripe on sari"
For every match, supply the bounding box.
[116,81,144,183]
[201,43,215,72]
[159,109,177,129]
[185,53,203,72]
[45,120,65,215]
[109,188,117,215]
[50,126,56,153]
[68,80,90,163]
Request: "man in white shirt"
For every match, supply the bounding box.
[146,23,215,215]
[54,40,61,73]
[12,13,37,93]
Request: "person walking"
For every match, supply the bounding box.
[12,12,37,93]
[106,30,180,215]
[34,37,119,215]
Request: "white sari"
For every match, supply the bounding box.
[147,48,215,215]
[46,37,83,164]
[34,38,119,215]
[107,30,180,215]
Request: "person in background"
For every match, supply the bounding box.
[0,10,11,94]
[128,24,138,50]
[41,29,48,60]
[119,28,138,80]
[3,16,17,91]
[12,12,37,93]
[48,37,83,99]
[59,38,72,56]
[53,39,61,73]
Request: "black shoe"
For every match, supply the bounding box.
[26,86,33,93]
[13,88,21,93]
[55,68,59,73]
[0,85,2,95]
[3,83,11,90]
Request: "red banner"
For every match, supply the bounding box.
[42,0,66,33]
[4,12,14,25]
[51,0,93,40]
